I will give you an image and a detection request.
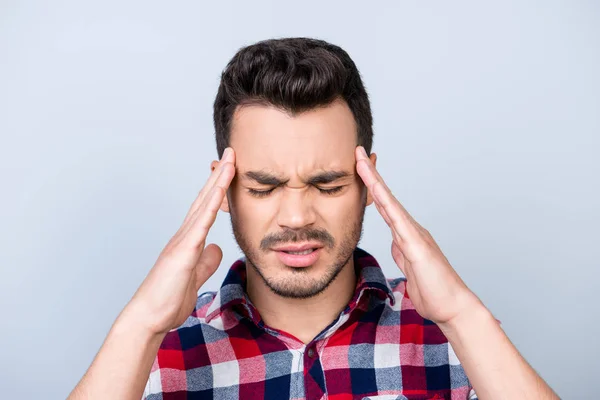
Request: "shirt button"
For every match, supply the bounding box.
[307,348,315,358]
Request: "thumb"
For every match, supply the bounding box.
[194,243,223,290]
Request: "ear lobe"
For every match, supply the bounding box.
[370,152,377,167]
[366,189,374,207]
[220,192,230,213]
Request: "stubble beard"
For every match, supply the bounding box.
[230,205,366,299]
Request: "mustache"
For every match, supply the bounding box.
[260,228,335,250]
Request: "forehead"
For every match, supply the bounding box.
[229,99,358,176]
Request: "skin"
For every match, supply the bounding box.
[355,147,559,399]
[210,99,376,343]
[68,99,560,400]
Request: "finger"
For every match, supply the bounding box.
[181,148,235,228]
[182,184,227,248]
[182,148,235,226]
[355,146,391,193]
[180,160,235,239]
[373,196,394,228]
[374,197,408,247]
[355,146,413,219]
[194,243,223,290]
[375,200,407,248]
[371,181,423,246]
[355,147,418,242]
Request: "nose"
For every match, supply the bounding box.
[276,187,317,230]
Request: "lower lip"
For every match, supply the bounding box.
[274,248,323,267]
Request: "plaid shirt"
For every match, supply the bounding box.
[143,247,478,400]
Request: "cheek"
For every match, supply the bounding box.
[315,186,364,221]
[229,187,275,230]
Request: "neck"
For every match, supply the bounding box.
[246,258,357,344]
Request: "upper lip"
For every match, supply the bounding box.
[272,242,324,252]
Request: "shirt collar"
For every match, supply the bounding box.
[205,247,395,323]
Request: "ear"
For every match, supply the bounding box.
[365,152,378,207]
[210,160,230,213]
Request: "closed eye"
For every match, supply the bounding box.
[248,186,344,198]
[318,186,344,195]
[247,188,276,198]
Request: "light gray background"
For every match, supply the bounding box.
[1,1,598,398]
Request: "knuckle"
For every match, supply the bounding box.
[421,227,432,238]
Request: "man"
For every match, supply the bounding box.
[68,38,559,399]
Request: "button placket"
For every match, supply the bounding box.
[303,342,325,400]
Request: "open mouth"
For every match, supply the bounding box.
[273,247,323,267]
[281,248,317,255]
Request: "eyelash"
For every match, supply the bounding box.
[248,186,344,198]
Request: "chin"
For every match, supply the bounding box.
[255,251,347,299]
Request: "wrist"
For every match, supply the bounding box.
[438,297,493,335]
[113,306,167,346]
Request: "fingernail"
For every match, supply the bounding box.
[222,148,231,159]
[359,146,368,158]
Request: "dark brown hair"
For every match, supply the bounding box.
[213,37,373,158]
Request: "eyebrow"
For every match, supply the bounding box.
[242,170,352,186]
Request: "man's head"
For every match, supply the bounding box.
[211,37,377,299]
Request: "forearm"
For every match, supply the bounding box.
[68,311,165,400]
[439,302,559,400]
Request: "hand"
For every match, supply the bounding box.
[355,146,481,325]
[121,148,236,336]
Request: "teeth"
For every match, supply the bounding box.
[285,249,314,255]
